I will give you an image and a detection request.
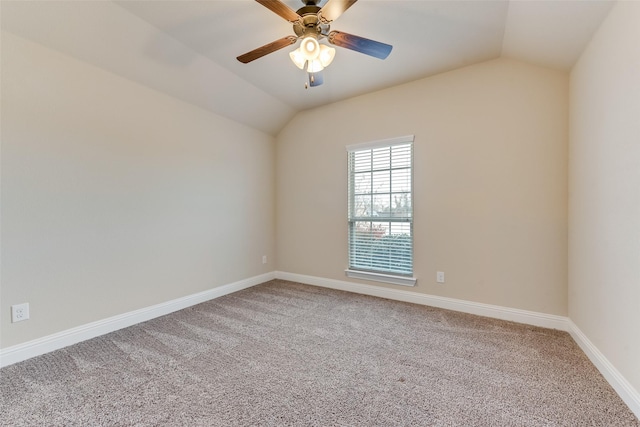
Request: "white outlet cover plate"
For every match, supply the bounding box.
[11,303,30,322]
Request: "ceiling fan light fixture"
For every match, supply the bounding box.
[318,44,336,67]
[289,48,307,70]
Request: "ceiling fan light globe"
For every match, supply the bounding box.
[307,59,324,73]
[319,45,336,67]
[289,48,307,70]
[301,36,320,61]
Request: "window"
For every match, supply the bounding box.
[346,136,416,286]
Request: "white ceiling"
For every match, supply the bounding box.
[2,0,614,135]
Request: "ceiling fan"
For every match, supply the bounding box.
[237,0,393,87]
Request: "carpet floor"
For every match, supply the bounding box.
[0,280,638,426]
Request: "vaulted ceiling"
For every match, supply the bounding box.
[2,0,614,135]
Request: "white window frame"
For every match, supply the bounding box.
[345,135,417,287]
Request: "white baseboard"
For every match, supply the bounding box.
[275,271,569,331]
[568,320,640,418]
[0,272,275,368]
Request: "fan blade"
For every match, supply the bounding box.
[255,0,301,22]
[328,31,392,59]
[237,36,298,63]
[309,71,324,87]
[319,0,358,23]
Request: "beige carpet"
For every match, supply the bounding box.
[0,280,637,426]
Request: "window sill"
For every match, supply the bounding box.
[345,269,417,287]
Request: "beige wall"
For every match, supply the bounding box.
[1,33,276,348]
[276,58,568,316]
[569,1,640,394]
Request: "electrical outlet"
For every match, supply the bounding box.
[262,255,267,264]
[11,303,30,323]
[437,271,445,283]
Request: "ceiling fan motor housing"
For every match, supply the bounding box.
[293,5,327,38]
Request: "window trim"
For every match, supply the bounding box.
[346,135,417,286]
[346,135,415,152]
[345,268,417,287]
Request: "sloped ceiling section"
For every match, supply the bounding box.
[1,1,614,136]
[1,1,296,135]
[502,0,615,69]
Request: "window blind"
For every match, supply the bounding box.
[347,137,413,276]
